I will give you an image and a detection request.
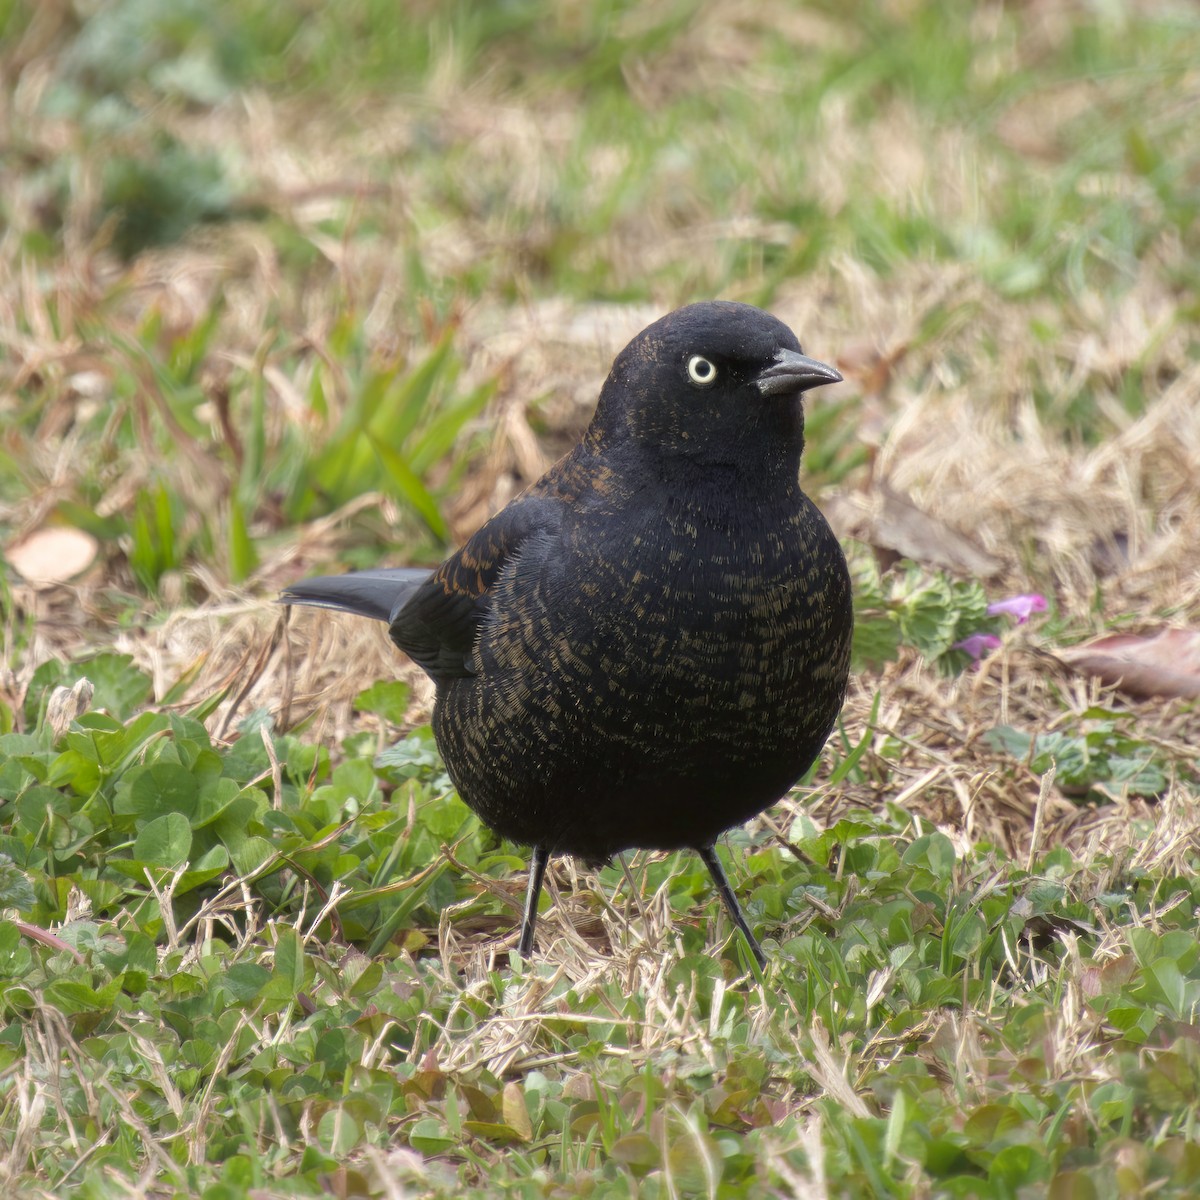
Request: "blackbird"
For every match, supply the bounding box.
[282,301,853,968]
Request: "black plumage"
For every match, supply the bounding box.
[282,301,853,968]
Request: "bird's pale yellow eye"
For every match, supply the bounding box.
[687,355,718,386]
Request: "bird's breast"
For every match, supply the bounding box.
[477,493,850,723]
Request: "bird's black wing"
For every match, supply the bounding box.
[389,492,567,683]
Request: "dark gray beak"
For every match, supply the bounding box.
[756,349,843,397]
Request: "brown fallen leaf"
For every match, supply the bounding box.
[1055,628,1200,700]
[836,337,910,399]
[14,921,86,964]
[502,1080,534,1142]
[6,526,98,585]
[825,481,1003,577]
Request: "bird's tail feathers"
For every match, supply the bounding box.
[279,567,432,624]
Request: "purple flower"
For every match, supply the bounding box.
[986,594,1048,625]
[953,633,1002,662]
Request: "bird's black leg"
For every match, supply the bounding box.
[517,845,550,958]
[697,845,768,971]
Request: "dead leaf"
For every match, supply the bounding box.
[826,481,1003,577]
[836,337,909,398]
[1055,628,1200,700]
[14,921,85,964]
[502,1081,533,1142]
[7,526,98,585]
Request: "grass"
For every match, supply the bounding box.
[2,0,1200,1195]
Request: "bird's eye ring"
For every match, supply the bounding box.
[687,355,718,386]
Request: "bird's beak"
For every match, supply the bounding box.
[755,349,843,397]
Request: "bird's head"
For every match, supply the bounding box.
[589,300,842,475]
